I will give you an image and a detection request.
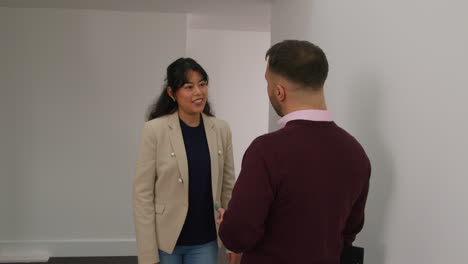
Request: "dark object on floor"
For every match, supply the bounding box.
[341,245,364,264]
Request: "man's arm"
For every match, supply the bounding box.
[219,138,274,253]
[343,166,371,245]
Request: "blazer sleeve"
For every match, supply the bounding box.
[133,122,160,264]
[221,124,236,210]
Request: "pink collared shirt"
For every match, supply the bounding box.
[277,109,333,128]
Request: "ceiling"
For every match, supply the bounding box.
[0,0,271,17]
[0,0,272,31]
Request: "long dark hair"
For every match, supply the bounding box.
[146,58,214,121]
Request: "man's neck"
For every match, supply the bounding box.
[282,90,327,116]
[282,103,328,116]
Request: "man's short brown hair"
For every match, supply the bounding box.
[266,40,329,90]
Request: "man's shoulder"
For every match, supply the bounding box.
[246,129,286,154]
[255,126,295,143]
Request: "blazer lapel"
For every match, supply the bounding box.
[167,112,189,196]
[203,114,219,202]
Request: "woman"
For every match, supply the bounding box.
[133,58,241,264]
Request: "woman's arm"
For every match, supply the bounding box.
[220,124,235,210]
[133,122,160,264]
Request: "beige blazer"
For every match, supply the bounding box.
[133,112,235,264]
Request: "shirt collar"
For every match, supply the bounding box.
[277,109,333,128]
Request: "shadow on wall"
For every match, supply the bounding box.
[346,72,394,264]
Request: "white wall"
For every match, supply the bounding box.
[188,14,270,32]
[271,0,468,263]
[186,27,270,175]
[0,7,187,258]
[0,11,16,241]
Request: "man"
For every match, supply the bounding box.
[219,40,371,264]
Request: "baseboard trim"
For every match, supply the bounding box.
[0,239,136,261]
[0,255,49,263]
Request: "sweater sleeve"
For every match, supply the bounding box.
[343,164,371,245]
[219,137,274,253]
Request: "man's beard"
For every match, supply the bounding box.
[269,94,284,117]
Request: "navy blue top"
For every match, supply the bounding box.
[176,117,217,245]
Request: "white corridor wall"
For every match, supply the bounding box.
[270,0,468,263]
[186,28,271,176]
[0,7,187,257]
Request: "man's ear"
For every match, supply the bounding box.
[276,83,286,102]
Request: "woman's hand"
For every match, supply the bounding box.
[227,252,242,264]
[216,207,226,224]
[217,208,240,263]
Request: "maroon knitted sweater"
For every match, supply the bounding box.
[220,120,371,264]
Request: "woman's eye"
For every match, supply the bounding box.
[185,85,193,89]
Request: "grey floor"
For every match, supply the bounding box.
[3,256,138,264]
[4,250,229,264]
[5,247,229,264]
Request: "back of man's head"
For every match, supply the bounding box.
[266,40,329,90]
